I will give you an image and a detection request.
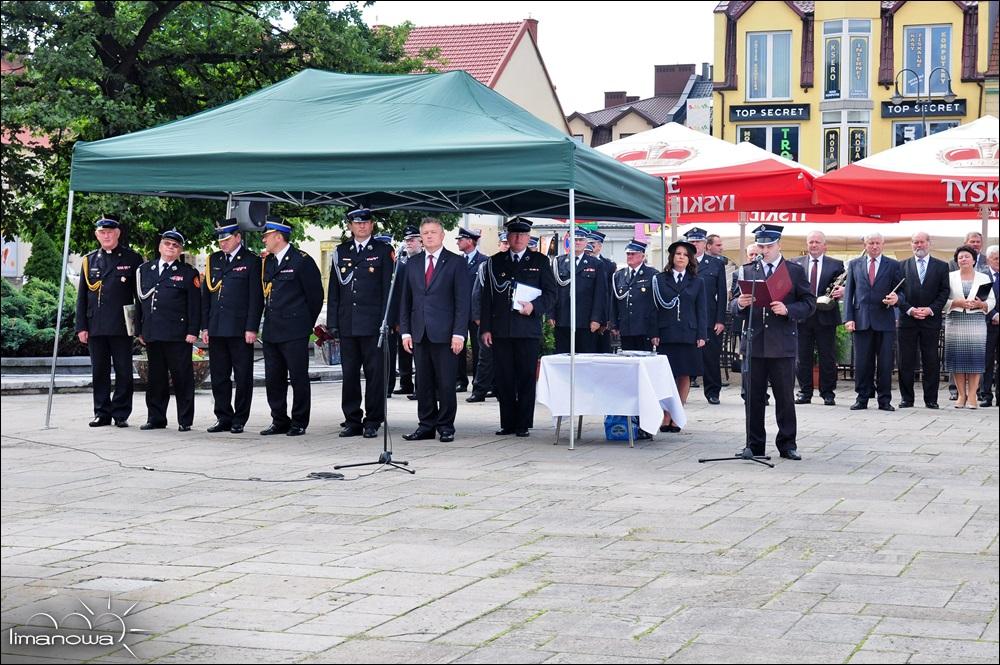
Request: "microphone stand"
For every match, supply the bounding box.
[699,257,773,467]
[336,244,414,474]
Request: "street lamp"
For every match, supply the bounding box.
[891,66,956,140]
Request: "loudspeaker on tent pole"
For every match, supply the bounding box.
[234,201,269,232]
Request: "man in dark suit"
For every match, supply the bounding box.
[550,228,608,353]
[793,231,845,406]
[843,232,903,411]
[200,221,264,434]
[455,227,488,393]
[399,219,471,442]
[327,208,394,438]
[76,216,144,428]
[732,224,816,460]
[686,227,727,404]
[980,245,999,407]
[135,229,201,432]
[260,218,324,436]
[480,218,559,437]
[611,240,657,351]
[587,229,616,353]
[896,232,950,409]
[392,226,422,397]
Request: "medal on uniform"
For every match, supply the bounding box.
[341,267,347,273]
[641,287,646,292]
[121,276,127,282]
[369,266,375,273]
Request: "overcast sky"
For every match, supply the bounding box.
[358,1,717,114]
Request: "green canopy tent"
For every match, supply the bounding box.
[51,69,667,450]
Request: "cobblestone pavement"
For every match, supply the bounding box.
[2,383,997,663]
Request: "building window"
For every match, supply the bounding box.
[738,124,799,161]
[903,25,951,96]
[893,120,959,146]
[824,20,870,100]
[821,110,870,171]
[571,134,585,144]
[618,133,634,139]
[747,32,791,100]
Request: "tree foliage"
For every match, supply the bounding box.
[0,278,82,356]
[23,227,64,283]
[1,1,443,253]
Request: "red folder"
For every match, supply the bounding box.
[738,261,792,306]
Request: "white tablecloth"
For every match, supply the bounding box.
[536,354,687,435]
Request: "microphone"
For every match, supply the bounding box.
[752,254,764,264]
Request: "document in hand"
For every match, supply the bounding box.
[512,282,543,311]
[738,261,792,306]
[974,282,993,302]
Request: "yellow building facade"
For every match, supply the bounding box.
[712,1,996,172]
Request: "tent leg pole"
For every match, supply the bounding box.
[569,188,576,452]
[981,205,989,245]
[45,189,75,429]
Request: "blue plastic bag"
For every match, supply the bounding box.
[604,415,639,441]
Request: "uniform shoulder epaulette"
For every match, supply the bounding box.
[299,249,309,257]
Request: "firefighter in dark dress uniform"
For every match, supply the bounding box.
[479,218,558,437]
[200,220,264,434]
[587,229,617,353]
[611,240,658,351]
[135,229,201,431]
[75,216,144,427]
[550,227,608,353]
[326,208,394,439]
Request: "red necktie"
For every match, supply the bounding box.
[868,257,876,285]
[810,259,819,295]
[425,254,435,287]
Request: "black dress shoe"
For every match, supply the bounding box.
[402,429,435,441]
[207,421,231,433]
[260,424,290,435]
[339,425,364,438]
[178,425,191,432]
[485,392,497,398]
[363,425,379,439]
[979,399,993,408]
[455,383,468,393]
[393,387,414,395]
[794,395,812,404]
[659,424,681,433]
[823,397,836,406]
[878,404,895,412]
[139,422,166,430]
[706,396,720,405]
[495,429,515,436]
[286,426,306,436]
[779,449,802,460]
[407,394,418,401]
[898,401,914,409]
[849,401,868,410]
[230,425,245,433]
[515,430,530,437]
[439,432,455,443]
[925,403,939,409]
[114,419,129,428]
[949,391,959,401]
[466,393,486,403]
[636,431,653,440]
[89,417,111,427]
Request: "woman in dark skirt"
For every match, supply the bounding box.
[651,241,707,432]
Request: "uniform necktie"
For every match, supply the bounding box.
[512,253,520,265]
[810,259,819,295]
[160,261,171,275]
[868,257,876,285]
[425,254,435,287]
[917,258,926,284]
[629,269,636,284]
[766,263,774,278]
[675,272,682,284]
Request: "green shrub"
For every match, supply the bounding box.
[0,278,83,356]
[23,229,64,284]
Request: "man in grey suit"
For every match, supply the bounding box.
[843,232,903,411]
[793,231,844,406]
[400,218,471,442]
[897,232,950,409]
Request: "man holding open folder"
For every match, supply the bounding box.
[732,224,815,460]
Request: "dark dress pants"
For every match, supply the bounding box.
[456,322,480,388]
[339,334,384,427]
[263,337,311,429]
[554,328,598,354]
[898,324,941,405]
[385,329,398,395]
[701,331,723,399]
[89,334,134,421]
[146,340,194,427]
[209,335,255,427]
[397,333,414,392]
[981,323,999,401]
[620,335,652,352]
[853,328,895,406]
[747,355,796,455]
[413,338,459,434]
[471,335,495,395]
[493,337,541,432]
[796,320,838,400]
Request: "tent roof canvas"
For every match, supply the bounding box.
[70,68,665,222]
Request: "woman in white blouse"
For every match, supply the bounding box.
[944,245,995,409]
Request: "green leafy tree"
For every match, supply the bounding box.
[23,227,64,283]
[2,1,437,253]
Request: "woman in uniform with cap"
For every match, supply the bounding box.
[651,240,707,432]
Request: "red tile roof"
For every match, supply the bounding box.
[404,21,531,87]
